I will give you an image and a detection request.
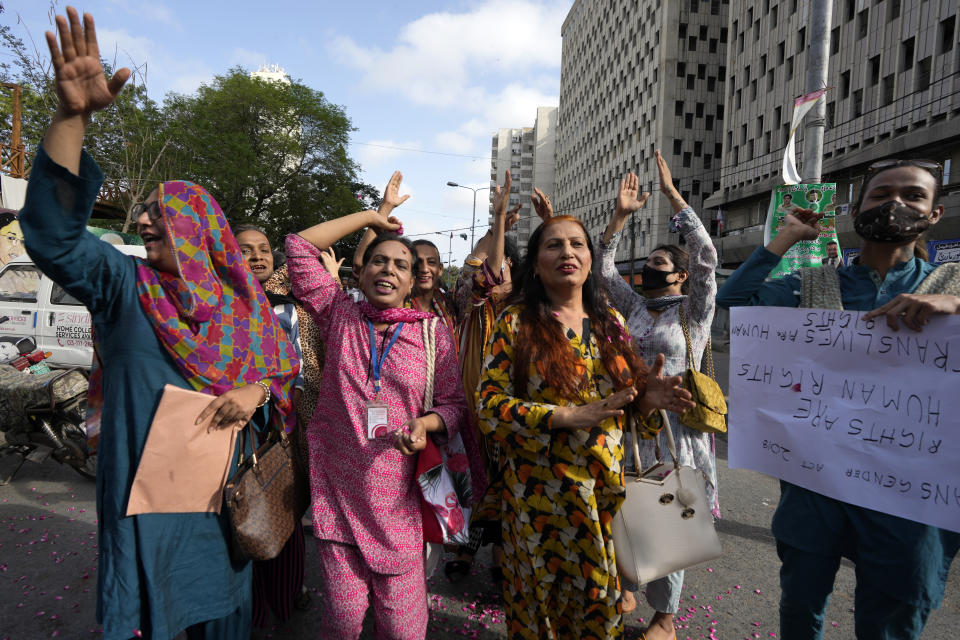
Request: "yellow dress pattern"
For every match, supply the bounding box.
[476,304,629,640]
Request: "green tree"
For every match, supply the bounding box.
[161,68,370,237]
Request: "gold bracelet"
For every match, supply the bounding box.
[254,380,271,408]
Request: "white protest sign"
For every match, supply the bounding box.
[728,306,960,532]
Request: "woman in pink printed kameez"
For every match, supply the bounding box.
[285,183,468,640]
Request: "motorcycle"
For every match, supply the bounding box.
[0,316,94,484]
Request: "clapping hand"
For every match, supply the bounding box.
[615,172,651,218]
[552,386,639,430]
[530,188,554,221]
[46,7,129,118]
[640,354,696,415]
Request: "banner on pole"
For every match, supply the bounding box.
[763,183,839,279]
[728,306,960,533]
[782,89,828,185]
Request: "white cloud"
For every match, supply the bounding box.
[330,0,566,109]
[332,0,563,183]
[229,48,271,70]
[95,26,213,97]
[352,139,424,173]
[105,0,180,29]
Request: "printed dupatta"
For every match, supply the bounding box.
[88,183,298,437]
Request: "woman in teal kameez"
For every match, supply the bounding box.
[20,10,300,639]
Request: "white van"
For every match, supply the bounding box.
[0,245,146,368]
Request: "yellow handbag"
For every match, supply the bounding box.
[677,308,727,434]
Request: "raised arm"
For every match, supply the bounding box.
[530,187,554,223]
[597,172,650,318]
[659,148,718,323]
[486,170,517,277]
[715,213,821,309]
[297,209,400,252]
[353,171,409,273]
[21,8,134,318]
[42,8,130,174]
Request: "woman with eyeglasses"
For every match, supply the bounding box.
[717,158,960,640]
[19,10,300,638]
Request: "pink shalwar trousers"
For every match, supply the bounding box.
[315,539,428,640]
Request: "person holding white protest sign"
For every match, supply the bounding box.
[717,159,960,640]
[597,150,719,638]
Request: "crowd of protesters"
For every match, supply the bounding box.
[15,7,960,640]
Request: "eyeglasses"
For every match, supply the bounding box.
[866,159,943,181]
[131,201,163,222]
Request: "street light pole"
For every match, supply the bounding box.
[446,181,491,248]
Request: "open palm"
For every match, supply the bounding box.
[46,8,129,117]
[617,172,650,214]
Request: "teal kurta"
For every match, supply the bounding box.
[717,246,960,608]
[20,147,250,639]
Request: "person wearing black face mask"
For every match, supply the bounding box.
[717,159,960,640]
[597,151,720,638]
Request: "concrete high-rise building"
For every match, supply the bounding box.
[556,0,730,273]
[489,106,558,253]
[705,1,960,265]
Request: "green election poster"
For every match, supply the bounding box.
[764,183,839,279]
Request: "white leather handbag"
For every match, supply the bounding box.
[611,410,722,586]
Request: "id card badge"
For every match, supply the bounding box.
[366,402,390,439]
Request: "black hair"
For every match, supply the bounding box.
[361,232,416,267]
[650,244,691,294]
[504,235,522,283]
[233,224,270,243]
[411,239,441,255]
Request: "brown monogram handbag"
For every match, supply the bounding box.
[223,423,309,561]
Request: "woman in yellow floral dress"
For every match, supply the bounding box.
[476,215,694,640]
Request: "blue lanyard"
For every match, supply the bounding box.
[368,321,404,395]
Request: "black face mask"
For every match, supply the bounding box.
[641,264,678,291]
[853,201,932,243]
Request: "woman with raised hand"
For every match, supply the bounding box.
[597,150,719,638]
[285,184,468,640]
[444,171,521,586]
[21,9,300,638]
[476,214,694,640]
[717,159,960,640]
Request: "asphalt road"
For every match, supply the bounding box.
[1,347,957,639]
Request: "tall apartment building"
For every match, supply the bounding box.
[705,0,960,265]
[556,0,730,271]
[489,106,558,253]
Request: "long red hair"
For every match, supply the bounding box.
[510,216,648,402]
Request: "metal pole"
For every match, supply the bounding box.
[629,208,637,289]
[801,0,832,183]
[470,189,477,248]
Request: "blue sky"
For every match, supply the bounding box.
[5,0,569,263]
